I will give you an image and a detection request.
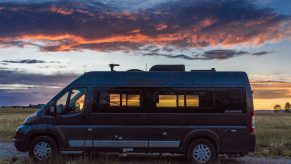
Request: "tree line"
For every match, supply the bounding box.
[273,102,291,113]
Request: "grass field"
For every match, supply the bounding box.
[254,112,291,156]
[0,108,36,142]
[0,108,291,163]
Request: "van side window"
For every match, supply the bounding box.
[109,93,140,107]
[156,94,200,108]
[94,89,142,113]
[155,91,213,111]
[157,95,177,107]
[186,95,199,107]
[110,94,120,106]
[215,89,245,113]
[55,88,87,114]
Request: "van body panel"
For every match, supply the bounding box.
[15,70,256,156]
[15,124,49,151]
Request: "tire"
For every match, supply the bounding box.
[187,139,217,164]
[29,136,58,161]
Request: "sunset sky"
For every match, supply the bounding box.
[0,0,290,109]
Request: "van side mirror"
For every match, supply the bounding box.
[49,101,57,117]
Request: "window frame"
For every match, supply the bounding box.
[214,88,247,113]
[93,88,144,113]
[54,87,88,116]
[153,89,215,113]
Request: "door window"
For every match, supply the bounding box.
[55,88,87,114]
[68,88,86,113]
[56,91,68,114]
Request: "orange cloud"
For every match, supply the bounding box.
[156,23,168,31]
[251,81,291,110]
[49,6,73,15]
[0,0,290,54]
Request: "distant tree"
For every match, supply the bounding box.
[273,104,281,113]
[284,102,291,113]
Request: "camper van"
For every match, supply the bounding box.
[14,65,255,163]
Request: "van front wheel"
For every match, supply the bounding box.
[29,136,57,161]
[187,139,217,164]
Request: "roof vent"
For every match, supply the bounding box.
[149,65,185,72]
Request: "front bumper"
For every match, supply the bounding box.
[14,139,27,152]
[14,125,29,152]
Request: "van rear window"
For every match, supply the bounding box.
[215,89,246,113]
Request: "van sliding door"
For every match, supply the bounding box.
[88,88,150,152]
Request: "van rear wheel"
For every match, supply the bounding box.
[29,136,57,161]
[187,139,217,164]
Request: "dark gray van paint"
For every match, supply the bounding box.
[15,69,255,161]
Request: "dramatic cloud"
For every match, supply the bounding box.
[251,80,291,99]
[252,51,270,56]
[142,48,270,60]
[253,89,291,99]
[1,70,291,106]
[0,0,290,58]
[0,70,78,106]
[2,59,46,64]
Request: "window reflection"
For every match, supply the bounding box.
[156,94,200,108]
[156,95,177,107]
[56,92,68,114]
[110,94,120,106]
[69,88,87,112]
[57,92,68,107]
[122,94,127,106]
[127,94,140,106]
[178,95,184,107]
[186,95,199,107]
[55,88,86,114]
[109,93,140,107]
[75,94,85,111]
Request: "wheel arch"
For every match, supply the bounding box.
[181,129,221,153]
[28,132,61,151]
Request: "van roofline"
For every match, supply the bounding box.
[68,71,250,87]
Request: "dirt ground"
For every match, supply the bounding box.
[1,141,291,164]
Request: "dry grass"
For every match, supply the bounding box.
[0,108,36,142]
[0,154,187,164]
[253,112,291,157]
[1,108,291,163]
